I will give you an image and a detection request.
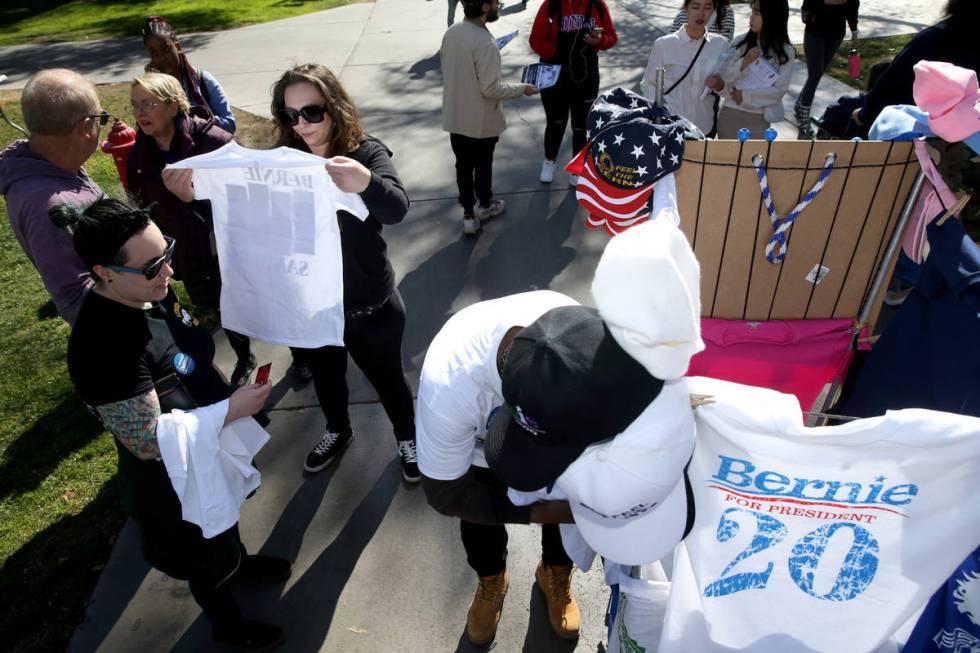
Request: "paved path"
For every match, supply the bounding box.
[0,0,937,650]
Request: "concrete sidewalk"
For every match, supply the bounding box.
[0,0,934,650]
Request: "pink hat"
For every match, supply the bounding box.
[913,61,980,144]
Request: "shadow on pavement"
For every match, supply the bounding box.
[522,584,579,652]
[474,189,579,300]
[272,460,400,650]
[398,232,478,360]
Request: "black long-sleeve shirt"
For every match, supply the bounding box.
[336,136,410,312]
[801,0,859,42]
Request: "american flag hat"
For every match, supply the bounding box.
[567,87,702,236]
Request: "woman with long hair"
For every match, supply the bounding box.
[52,198,286,652]
[668,0,734,41]
[142,15,237,133]
[707,0,795,139]
[529,0,618,185]
[642,0,729,134]
[794,0,859,138]
[127,72,256,386]
[270,64,418,481]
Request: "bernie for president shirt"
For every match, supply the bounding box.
[167,142,368,348]
[656,376,980,653]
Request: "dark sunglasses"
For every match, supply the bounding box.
[107,236,176,280]
[85,110,111,126]
[275,104,327,126]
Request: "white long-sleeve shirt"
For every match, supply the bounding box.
[641,27,728,134]
[719,35,796,123]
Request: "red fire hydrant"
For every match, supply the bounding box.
[101,119,137,190]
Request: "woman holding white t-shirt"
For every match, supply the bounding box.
[270,64,418,482]
[642,0,729,135]
[706,0,795,139]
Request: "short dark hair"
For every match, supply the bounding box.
[49,198,152,271]
[462,0,488,19]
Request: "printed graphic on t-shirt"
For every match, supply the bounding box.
[167,142,368,347]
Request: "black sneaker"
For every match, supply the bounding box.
[397,439,421,483]
[231,353,257,387]
[212,619,284,651]
[237,554,292,583]
[304,430,353,473]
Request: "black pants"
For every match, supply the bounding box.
[449,133,498,214]
[459,466,572,577]
[799,31,844,107]
[181,257,252,365]
[541,73,598,161]
[297,289,415,441]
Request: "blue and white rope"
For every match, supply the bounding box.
[752,152,837,264]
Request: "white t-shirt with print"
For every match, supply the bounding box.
[167,142,368,348]
[416,290,578,480]
[658,376,980,653]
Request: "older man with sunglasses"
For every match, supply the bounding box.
[0,68,109,325]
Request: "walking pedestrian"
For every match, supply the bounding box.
[794,0,859,138]
[642,0,728,134]
[441,0,538,235]
[529,0,618,186]
[707,0,795,139]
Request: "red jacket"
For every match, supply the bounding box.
[529,0,618,61]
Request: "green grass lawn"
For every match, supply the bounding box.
[0,83,273,653]
[0,0,355,47]
[796,33,914,91]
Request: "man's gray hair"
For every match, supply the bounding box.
[21,69,99,136]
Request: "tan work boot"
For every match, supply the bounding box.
[466,569,509,645]
[535,562,581,640]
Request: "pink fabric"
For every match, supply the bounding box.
[903,141,958,263]
[913,61,980,143]
[687,318,855,413]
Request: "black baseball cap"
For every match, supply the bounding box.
[485,305,664,491]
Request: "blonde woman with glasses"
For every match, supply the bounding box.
[128,72,256,387]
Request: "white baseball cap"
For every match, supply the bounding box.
[592,210,704,380]
[555,380,695,565]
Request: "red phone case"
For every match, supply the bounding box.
[255,363,272,385]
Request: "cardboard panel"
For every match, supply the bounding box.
[673,139,917,321]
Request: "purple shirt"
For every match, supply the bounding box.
[0,140,103,325]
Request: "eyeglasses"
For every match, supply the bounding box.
[275,104,328,126]
[131,99,165,115]
[85,111,111,126]
[107,236,176,280]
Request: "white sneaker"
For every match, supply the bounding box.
[540,159,557,183]
[475,199,505,221]
[463,215,481,235]
[568,174,579,187]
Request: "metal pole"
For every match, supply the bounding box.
[855,169,927,332]
[0,74,28,137]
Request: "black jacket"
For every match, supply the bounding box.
[337,136,410,312]
[857,20,980,135]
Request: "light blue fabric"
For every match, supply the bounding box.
[182,70,236,134]
[868,104,934,141]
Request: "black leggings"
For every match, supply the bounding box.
[459,467,572,577]
[799,31,844,107]
[541,74,599,161]
[297,289,415,441]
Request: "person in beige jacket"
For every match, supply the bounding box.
[441,0,537,235]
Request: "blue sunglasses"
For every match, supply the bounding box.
[107,236,175,280]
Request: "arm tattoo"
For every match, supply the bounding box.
[95,390,162,461]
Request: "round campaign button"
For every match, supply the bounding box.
[173,352,196,375]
